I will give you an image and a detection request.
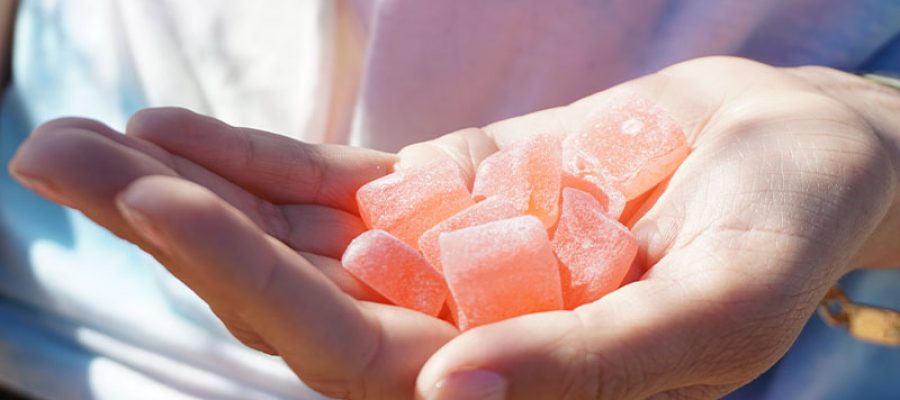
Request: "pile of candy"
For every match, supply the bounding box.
[342,94,689,330]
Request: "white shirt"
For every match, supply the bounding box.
[2,1,899,399]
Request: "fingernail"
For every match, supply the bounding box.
[15,175,69,205]
[429,370,507,400]
[117,200,167,251]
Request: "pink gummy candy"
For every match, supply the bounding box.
[418,196,521,272]
[342,230,448,316]
[356,160,475,248]
[562,93,689,200]
[472,134,562,227]
[552,188,638,309]
[560,172,625,220]
[440,215,563,330]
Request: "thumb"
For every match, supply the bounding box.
[414,244,815,400]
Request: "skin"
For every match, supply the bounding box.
[8,57,900,399]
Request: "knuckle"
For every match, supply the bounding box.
[278,138,328,203]
[301,143,328,203]
[223,321,278,355]
[235,128,259,172]
[254,196,291,242]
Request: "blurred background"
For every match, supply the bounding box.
[1,1,899,399]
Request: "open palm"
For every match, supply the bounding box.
[10,57,900,399]
[8,109,461,399]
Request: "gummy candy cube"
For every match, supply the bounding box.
[342,230,448,316]
[552,188,638,309]
[562,93,688,200]
[356,160,475,248]
[440,216,563,330]
[472,134,562,227]
[560,172,625,220]
[419,196,521,272]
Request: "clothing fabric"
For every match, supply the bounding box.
[1,0,899,398]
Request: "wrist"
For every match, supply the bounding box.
[786,66,900,270]
[789,67,900,165]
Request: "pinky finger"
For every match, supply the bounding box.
[115,176,381,393]
[115,176,456,399]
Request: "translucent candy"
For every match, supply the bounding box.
[472,134,562,227]
[356,160,475,248]
[418,196,521,272]
[552,188,638,309]
[619,252,646,288]
[618,184,661,226]
[347,96,689,325]
[440,216,563,330]
[562,94,689,200]
[342,230,447,316]
[560,172,625,220]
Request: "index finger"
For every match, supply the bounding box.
[127,108,398,212]
[117,176,456,398]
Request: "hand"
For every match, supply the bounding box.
[10,56,900,399]
[7,110,458,398]
[398,57,900,399]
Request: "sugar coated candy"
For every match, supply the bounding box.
[552,188,638,309]
[562,93,689,200]
[560,172,625,220]
[356,160,475,248]
[344,95,690,328]
[472,134,562,227]
[418,196,521,272]
[618,185,657,225]
[440,215,563,330]
[342,230,448,316]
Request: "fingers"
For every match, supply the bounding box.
[8,119,180,245]
[126,107,397,212]
[9,118,376,293]
[116,176,456,398]
[281,204,367,258]
[115,176,378,391]
[8,118,280,244]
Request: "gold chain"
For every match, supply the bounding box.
[817,286,900,346]
[861,73,900,91]
[817,74,900,346]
